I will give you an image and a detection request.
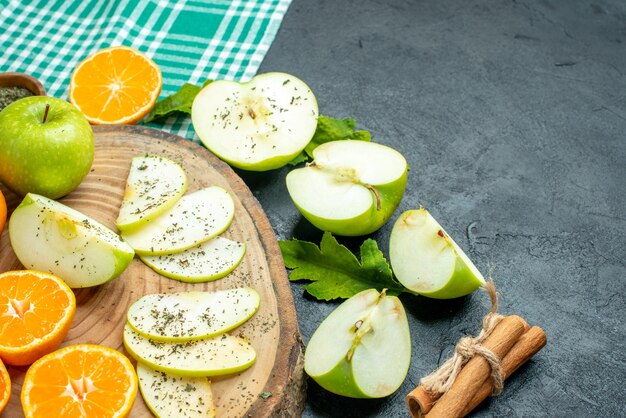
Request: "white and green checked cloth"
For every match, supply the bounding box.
[0,0,291,140]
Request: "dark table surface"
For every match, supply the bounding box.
[245,0,626,416]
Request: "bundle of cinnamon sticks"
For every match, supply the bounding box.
[406,286,547,418]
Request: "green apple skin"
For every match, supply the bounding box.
[312,357,370,398]
[291,174,407,236]
[415,257,485,299]
[389,208,485,299]
[0,96,94,199]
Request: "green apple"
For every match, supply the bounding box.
[0,96,94,199]
[123,323,256,377]
[121,186,235,255]
[191,72,318,171]
[116,155,187,231]
[127,288,260,342]
[389,208,485,299]
[286,140,408,236]
[139,236,246,282]
[304,288,411,398]
[9,193,134,288]
[137,363,216,418]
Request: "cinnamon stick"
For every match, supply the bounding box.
[461,326,547,416]
[426,315,528,418]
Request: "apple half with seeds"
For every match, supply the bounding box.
[127,288,260,342]
[286,140,408,236]
[304,288,411,398]
[137,363,216,418]
[139,236,246,283]
[191,72,318,171]
[121,186,235,255]
[389,208,485,299]
[116,155,187,231]
[9,193,134,288]
[123,324,256,377]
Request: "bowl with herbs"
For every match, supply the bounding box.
[0,72,46,112]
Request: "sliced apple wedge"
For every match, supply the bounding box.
[121,186,235,255]
[127,288,260,342]
[389,208,485,299]
[123,324,256,377]
[116,155,187,231]
[137,363,216,418]
[8,193,134,288]
[192,72,319,171]
[139,236,246,283]
[304,288,411,398]
[286,140,408,236]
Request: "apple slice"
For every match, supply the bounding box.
[8,193,134,288]
[123,324,256,377]
[304,288,411,398]
[121,186,235,255]
[139,236,246,283]
[127,288,260,342]
[137,363,216,418]
[116,155,187,231]
[389,208,486,299]
[192,72,319,171]
[286,140,408,236]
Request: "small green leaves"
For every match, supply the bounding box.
[288,115,372,165]
[146,80,212,123]
[279,232,406,301]
[259,391,273,399]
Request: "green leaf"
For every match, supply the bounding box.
[303,115,372,158]
[287,151,309,166]
[145,80,212,123]
[279,232,406,301]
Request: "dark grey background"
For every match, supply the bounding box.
[245,0,626,416]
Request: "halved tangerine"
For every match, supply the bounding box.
[0,270,76,366]
[21,344,138,418]
[0,358,10,414]
[69,46,162,124]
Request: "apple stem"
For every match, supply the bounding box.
[366,184,381,211]
[42,103,50,123]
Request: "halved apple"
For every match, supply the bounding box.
[123,324,256,377]
[139,236,246,282]
[116,155,187,231]
[8,193,134,288]
[191,72,319,171]
[127,288,260,342]
[121,186,235,255]
[137,363,216,418]
[389,208,485,299]
[304,288,411,398]
[286,140,408,236]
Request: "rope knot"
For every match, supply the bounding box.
[420,281,506,397]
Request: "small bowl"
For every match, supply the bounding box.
[0,72,46,96]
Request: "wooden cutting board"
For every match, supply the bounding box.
[0,125,305,417]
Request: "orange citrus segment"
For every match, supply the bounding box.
[69,46,162,125]
[0,270,76,366]
[0,358,9,414]
[21,344,138,418]
[0,190,6,232]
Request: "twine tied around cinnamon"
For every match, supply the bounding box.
[420,281,505,396]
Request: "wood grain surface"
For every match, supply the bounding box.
[0,125,305,417]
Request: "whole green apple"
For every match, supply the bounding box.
[0,96,94,199]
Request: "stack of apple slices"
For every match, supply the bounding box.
[116,156,246,282]
[124,288,260,417]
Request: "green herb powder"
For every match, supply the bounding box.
[0,86,33,111]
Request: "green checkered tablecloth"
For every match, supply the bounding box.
[0,0,291,140]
